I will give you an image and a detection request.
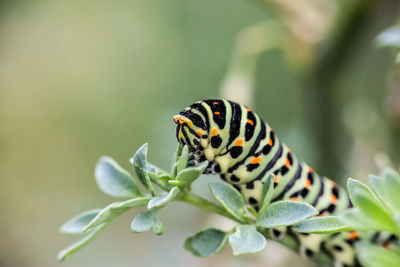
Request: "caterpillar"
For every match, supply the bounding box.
[173,98,398,267]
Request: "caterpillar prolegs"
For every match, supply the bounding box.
[173,99,397,266]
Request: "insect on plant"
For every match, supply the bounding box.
[59,99,400,267]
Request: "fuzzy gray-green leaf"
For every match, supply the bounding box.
[176,145,189,173]
[174,161,209,186]
[84,197,150,231]
[228,225,266,255]
[147,187,179,210]
[60,209,101,234]
[95,156,141,198]
[209,181,248,222]
[131,143,154,195]
[256,200,318,228]
[294,216,352,234]
[184,228,228,257]
[58,223,107,261]
[131,210,164,235]
[259,173,274,215]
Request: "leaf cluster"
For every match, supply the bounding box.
[58,144,319,260]
[58,144,202,261]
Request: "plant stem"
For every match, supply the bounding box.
[177,192,240,222]
[58,223,107,261]
[152,178,171,192]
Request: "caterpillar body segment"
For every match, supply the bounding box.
[173,99,397,266]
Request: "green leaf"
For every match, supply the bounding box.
[146,162,167,176]
[381,168,400,212]
[376,26,400,48]
[293,216,352,234]
[356,242,400,267]
[184,228,228,257]
[131,210,164,235]
[147,187,179,210]
[347,178,396,232]
[146,163,169,182]
[259,173,274,215]
[60,209,101,234]
[171,145,183,178]
[348,178,381,206]
[228,225,266,255]
[209,181,248,222]
[58,223,107,261]
[170,161,209,187]
[168,180,185,187]
[130,143,154,195]
[256,200,318,228]
[339,208,397,234]
[110,197,151,209]
[339,209,374,231]
[95,156,141,198]
[176,145,189,173]
[84,197,150,231]
[369,175,386,202]
[370,169,400,213]
[146,164,172,192]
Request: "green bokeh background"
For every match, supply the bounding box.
[1,0,399,266]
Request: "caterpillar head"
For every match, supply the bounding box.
[173,101,210,165]
[173,110,206,148]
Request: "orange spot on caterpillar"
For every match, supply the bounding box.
[234,139,243,146]
[214,111,220,115]
[196,130,203,136]
[285,159,291,168]
[211,129,218,136]
[274,175,279,183]
[246,108,251,112]
[332,182,337,188]
[383,242,391,250]
[307,167,313,173]
[251,156,261,164]
[247,119,254,126]
[330,194,337,204]
[179,119,184,125]
[317,214,325,217]
[213,101,218,105]
[290,197,298,201]
[349,231,359,240]
[187,121,193,127]
[268,139,273,146]
[305,179,312,189]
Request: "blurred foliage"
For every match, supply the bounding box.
[1,0,400,266]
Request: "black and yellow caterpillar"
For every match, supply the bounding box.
[173,98,397,267]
